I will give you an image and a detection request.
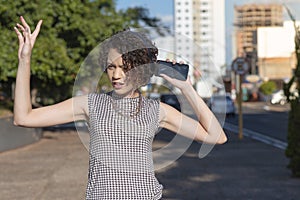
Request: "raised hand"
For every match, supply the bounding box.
[14,16,42,60]
[160,73,192,91]
[160,59,192,91]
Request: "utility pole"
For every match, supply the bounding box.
[231,57,249,139]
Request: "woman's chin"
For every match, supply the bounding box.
[112,89,128,97]
[112,89,139,98]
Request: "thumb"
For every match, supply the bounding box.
[160,74,173,82]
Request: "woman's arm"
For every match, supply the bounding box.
[13,16,88,127]
[159,75,227,144]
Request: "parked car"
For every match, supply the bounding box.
[209,93,235,116]
[270,90,287,105]
[148,92,161,100]
[160,94,181,112]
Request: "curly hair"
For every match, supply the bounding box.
[98,30,158,88]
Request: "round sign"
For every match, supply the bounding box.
[232,57,249,75]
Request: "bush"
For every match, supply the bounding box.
[259,81,277,95]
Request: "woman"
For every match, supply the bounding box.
[14,16,227,199]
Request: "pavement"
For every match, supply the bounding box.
[0,125,300,200]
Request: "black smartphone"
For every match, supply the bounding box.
[154,60,189,81]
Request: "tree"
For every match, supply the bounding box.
[0,0,164,106]
[283,6,300,177]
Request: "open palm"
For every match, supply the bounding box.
[14,16,42,60]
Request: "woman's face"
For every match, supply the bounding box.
[106,48,137,97]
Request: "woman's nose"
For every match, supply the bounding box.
[113,66,123,79]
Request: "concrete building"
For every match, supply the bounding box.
[234,3,283,74]
[257,21,299,82]
[174,0,226,96]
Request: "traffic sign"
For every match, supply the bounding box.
[232,57,249,75]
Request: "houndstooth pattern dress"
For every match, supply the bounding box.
[86,92,163,200]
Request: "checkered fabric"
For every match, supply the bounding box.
[86,93,163,200]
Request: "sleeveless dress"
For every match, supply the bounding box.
[86,92,163,199]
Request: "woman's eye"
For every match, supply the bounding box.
[106,65,115,70]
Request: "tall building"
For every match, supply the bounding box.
[174,0,194,67]
[234,3,283,74]
[174,0,225,96]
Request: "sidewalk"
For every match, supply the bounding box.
[0,129,300,200]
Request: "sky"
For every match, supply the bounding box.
[116,0,300,66]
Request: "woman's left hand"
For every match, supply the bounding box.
[160,73,192,91]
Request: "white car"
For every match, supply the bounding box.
[270,90,287,105]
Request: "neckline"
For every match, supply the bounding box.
[107,90,141,100]
[107,91,142,118]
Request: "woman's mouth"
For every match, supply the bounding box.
[112,82,125,89]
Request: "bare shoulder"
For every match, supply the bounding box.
[73,94,89,118]
[159,101,182,127]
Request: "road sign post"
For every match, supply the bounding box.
[231,57,249,139]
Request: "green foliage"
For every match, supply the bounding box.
[259,81,277,95]
[284,5,300,177]
[0,0,163,106]
[286,100,300,177]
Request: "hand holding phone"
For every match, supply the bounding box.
[154,60,189,81]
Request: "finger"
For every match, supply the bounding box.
[14,26,24,45]
[16,23,25,32]
[20,16,31,34]
[32,20,43,38]
[14,26,22,37]
[23,27,31,45]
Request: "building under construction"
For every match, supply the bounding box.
[234,3,283,74]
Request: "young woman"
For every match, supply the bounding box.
[14,16,227,199]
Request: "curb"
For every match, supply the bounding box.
[224,122,287,150]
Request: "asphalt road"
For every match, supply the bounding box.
[1,101,299,199]
[225,102,290,142]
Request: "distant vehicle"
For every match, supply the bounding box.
[270,90,287,105]
[160,94,181,112]
[148,92,161,100]
[209,93,235,116]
